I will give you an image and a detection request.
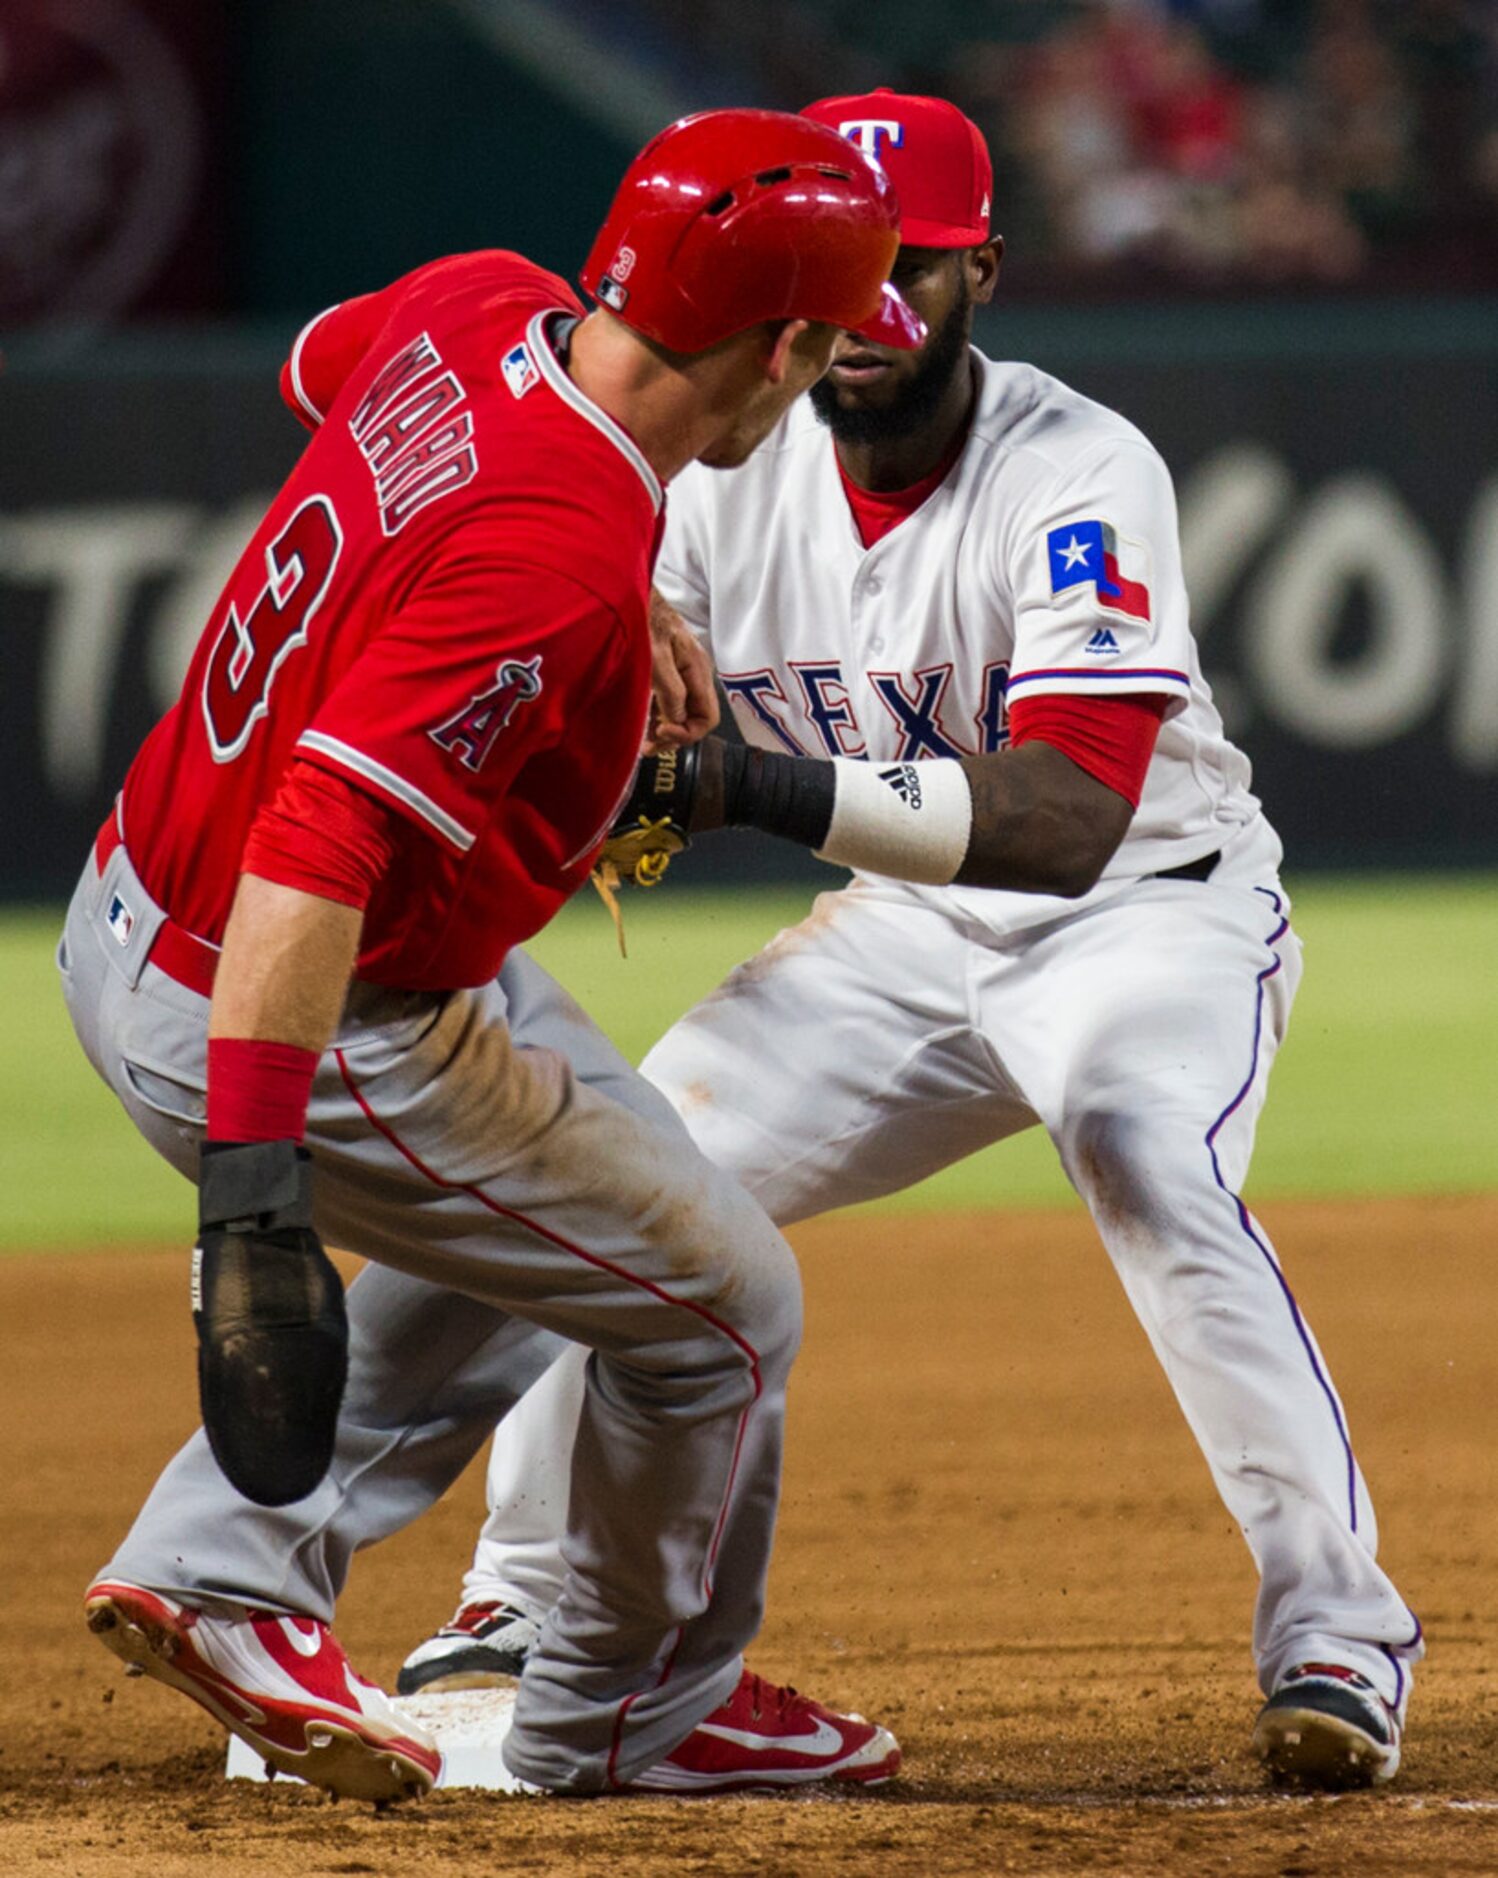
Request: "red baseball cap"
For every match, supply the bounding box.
[801,88,993,249]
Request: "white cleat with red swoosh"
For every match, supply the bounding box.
[627,1667,901,1792]
[85,1579,441,1804]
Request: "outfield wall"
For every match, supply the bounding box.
[2,301,1496,899]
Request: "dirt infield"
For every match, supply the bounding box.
[4,1194,1496,1876]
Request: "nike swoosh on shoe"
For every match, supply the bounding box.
[694,1716,846,1756]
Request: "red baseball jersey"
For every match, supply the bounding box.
[118,251,661,989]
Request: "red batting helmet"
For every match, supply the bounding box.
[581,108,924,354]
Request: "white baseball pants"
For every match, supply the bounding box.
[461,862,1423,1712]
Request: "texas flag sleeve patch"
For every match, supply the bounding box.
[1046,520,1152,623]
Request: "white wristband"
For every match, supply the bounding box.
[815,758,973,885]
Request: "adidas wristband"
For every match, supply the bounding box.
[718,744,972,886]
[816,757,973,884]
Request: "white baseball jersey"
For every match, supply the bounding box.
[655,349,1280,929]
[454,348,1422,1720]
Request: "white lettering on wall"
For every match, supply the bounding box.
[1239,474,1449,748]
[0,505,196,797]
[3,457,1496,809]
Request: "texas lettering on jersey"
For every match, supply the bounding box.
[719,660,1011,759]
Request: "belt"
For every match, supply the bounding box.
[93,816,220,998]
[1153,849,1220,884]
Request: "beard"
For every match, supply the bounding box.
[809,275,972,446]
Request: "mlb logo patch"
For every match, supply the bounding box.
[1047,520,1151,623]
[501,343,539,400]
[107,892,135,946]
[596,274,629,312]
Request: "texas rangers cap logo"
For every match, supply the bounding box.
[838,118,903,168]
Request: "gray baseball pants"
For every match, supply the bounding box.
[59,837,802,1792]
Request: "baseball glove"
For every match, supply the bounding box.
[597,744,700,886]
[591,746,700,954]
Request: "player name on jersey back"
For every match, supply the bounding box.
[349,332,478,536]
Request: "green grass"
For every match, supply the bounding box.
[6,874,1495,1249]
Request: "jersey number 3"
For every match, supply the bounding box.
[201,495,344,762]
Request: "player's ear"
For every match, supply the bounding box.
[764,318,811,385]
[968,238,1003,306]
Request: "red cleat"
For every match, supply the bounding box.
[628,1667,901,1793]
[85,1579,441,1804]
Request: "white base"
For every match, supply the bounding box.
[224,1686,526,1792]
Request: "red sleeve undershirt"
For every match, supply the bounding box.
[241,758,403,908]
[1008,691,1166,808]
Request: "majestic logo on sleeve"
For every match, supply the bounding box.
[1047,521,1152,624]
[429,657,543,772]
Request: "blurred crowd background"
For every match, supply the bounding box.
[647,0,1498,290]
[2,0,1496,335]
[3,0,1496,897]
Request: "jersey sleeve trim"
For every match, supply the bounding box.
[287,303,340,427]
[1006,665,1189,699]
[527,311,663,513]
[295,730,477,853]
